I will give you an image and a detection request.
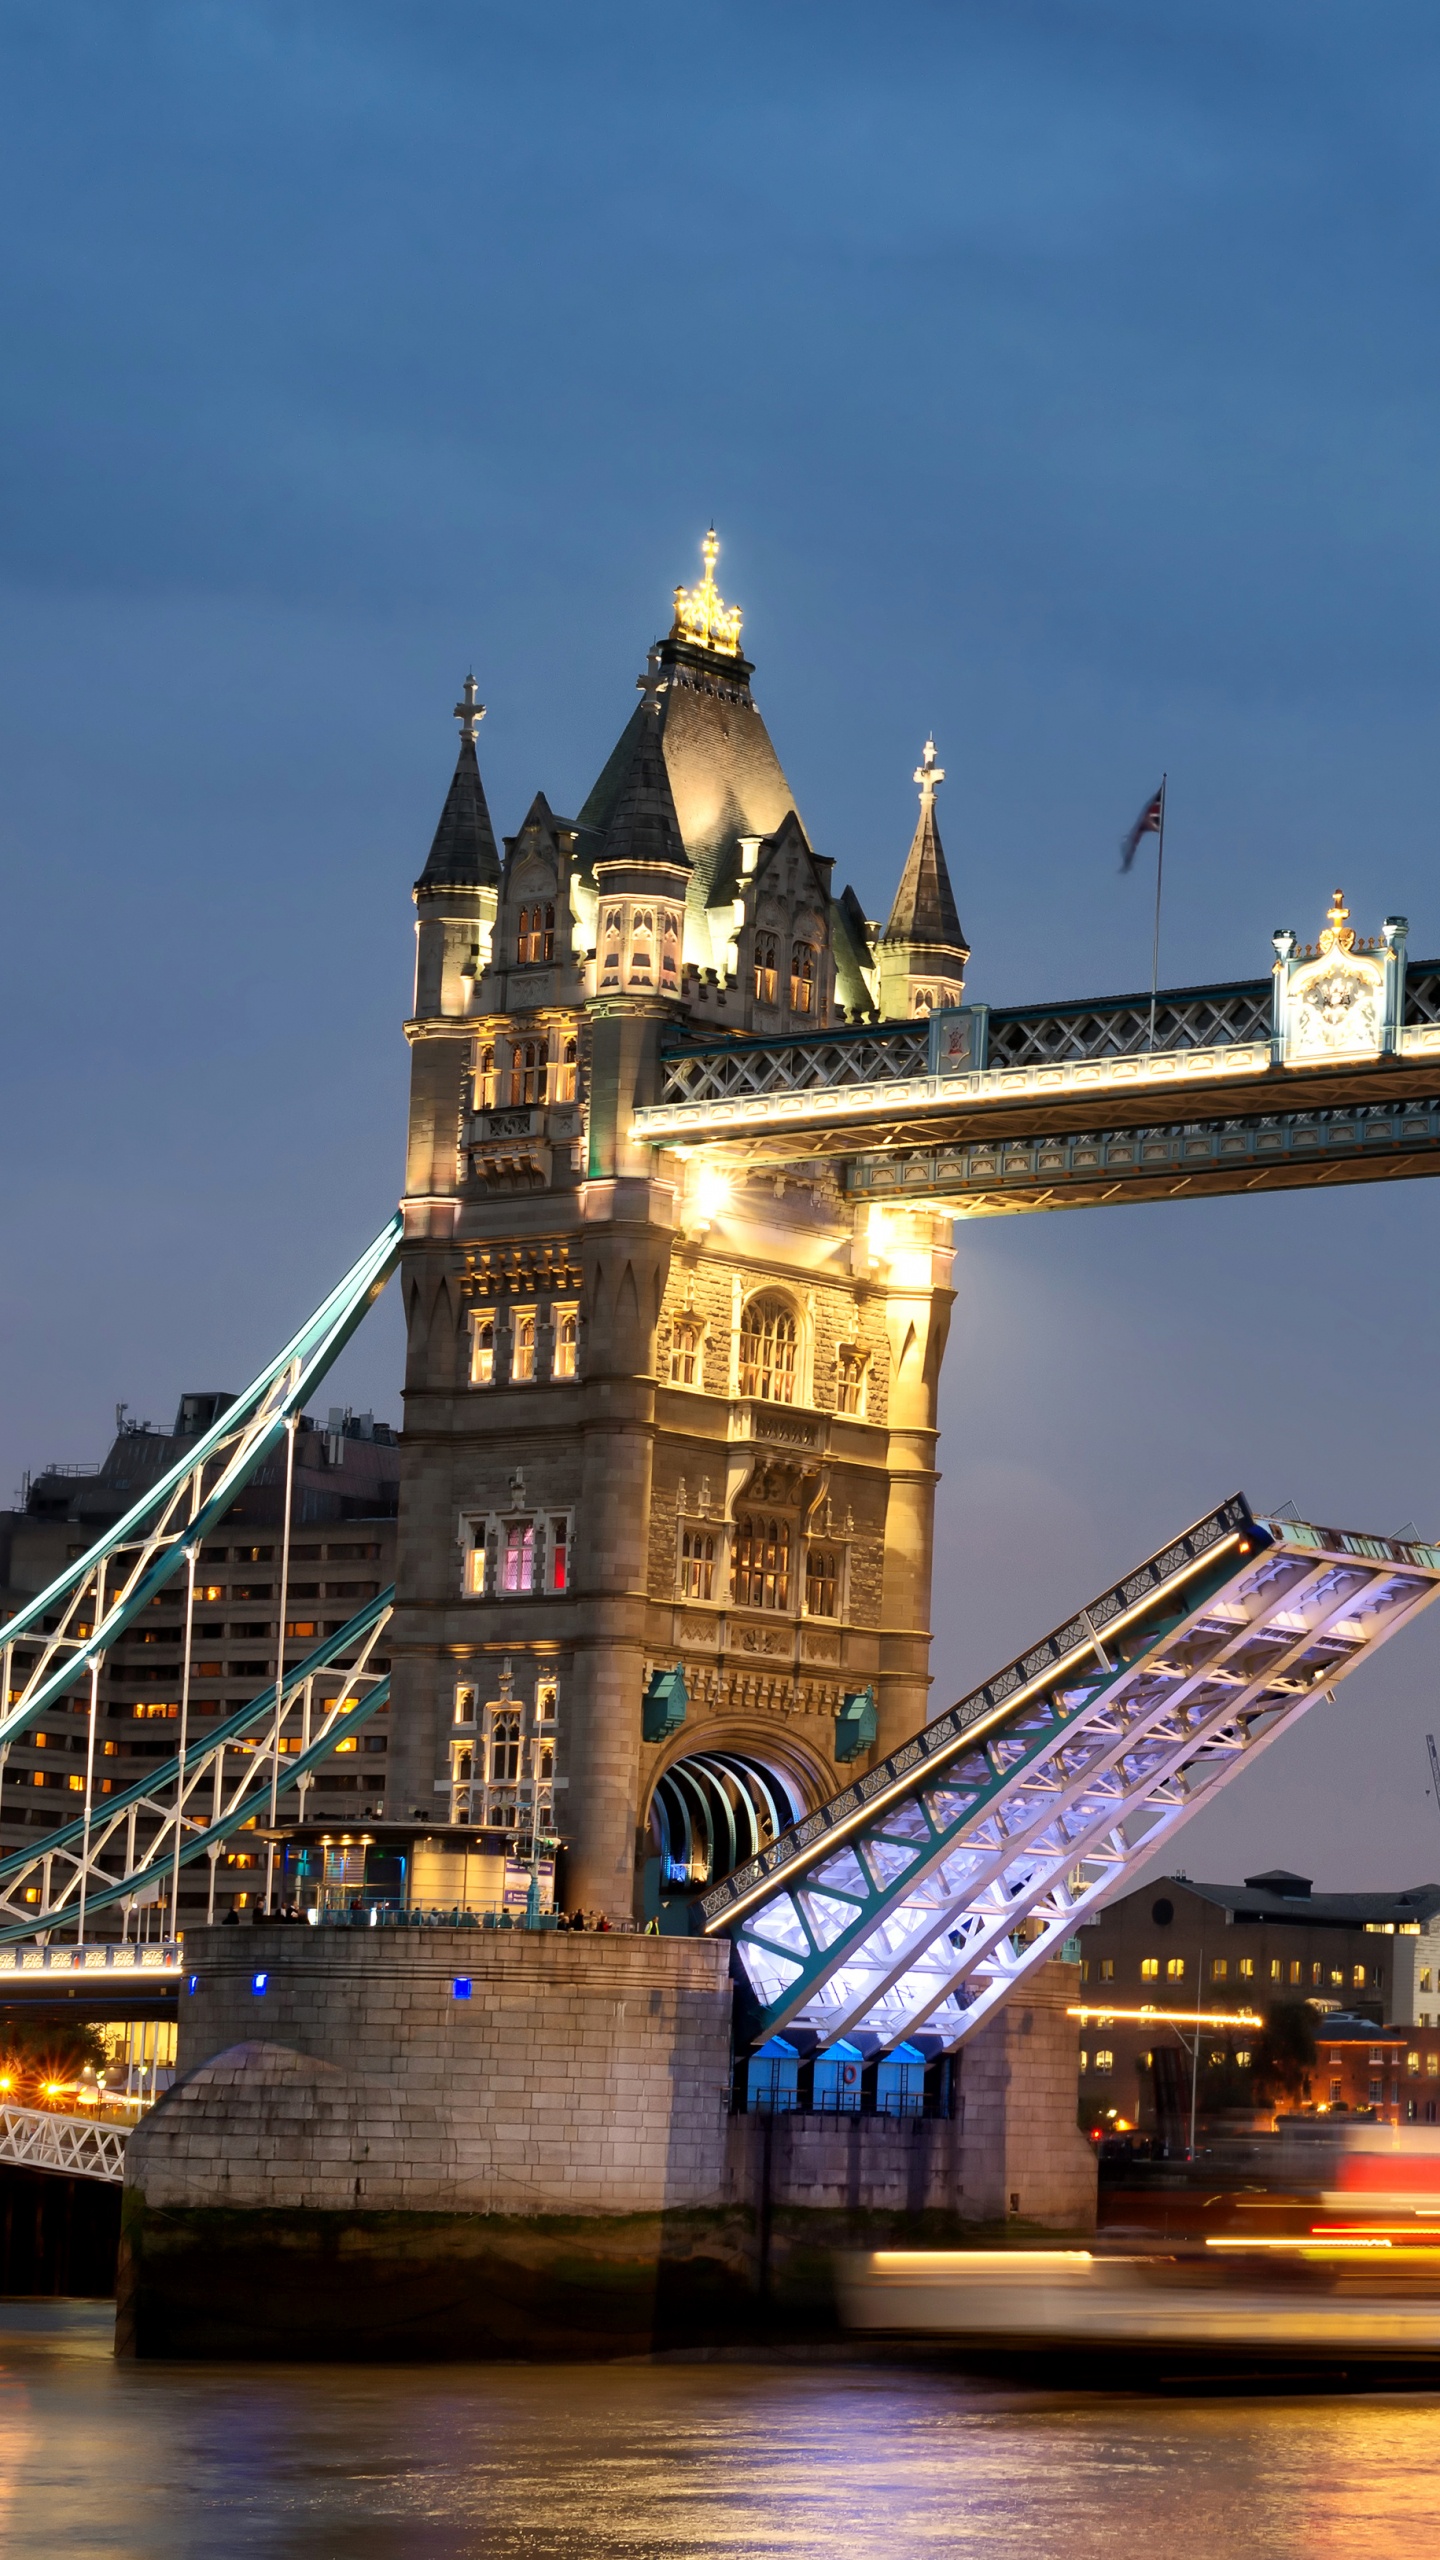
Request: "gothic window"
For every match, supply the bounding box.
[835,1347,867,1415]
[555,1038,579,1103]
[547,1515,570,1592]
[739,1295,798,1404]
[790,942,816,1015]
[503,1521,536,1593]
[536,1676,559,1724]
[661,909,681,990]
[600,906,623,989]
[453,1685,477,1725]
[912,987,938,1015]
[732,1516,790,1612]
[669,1315,703,1387]
[518,902,555,964]
[476,1045,499,1109]
[805,1549,840,1618]
[628,907,655,986]
[552,1305,578,1380]
[471,1315,496,1387]
[487,1708,523,1788]
[512,1309,537,1383]
[753,931,778,1006]
[679,1526,715,1600]
[510,1040,546,1106]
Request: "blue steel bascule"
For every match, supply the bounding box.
[9,552,1440,2069]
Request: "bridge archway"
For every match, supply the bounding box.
[646,1745,810,1897]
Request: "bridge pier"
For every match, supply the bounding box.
[116,1928,1092,2358]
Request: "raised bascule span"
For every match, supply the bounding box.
[701,1498,1440,2052]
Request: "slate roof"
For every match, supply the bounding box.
[881,792,967,951]
[597,705,688,872]
[1176,1875,1440,1927]
[415,735,501,893]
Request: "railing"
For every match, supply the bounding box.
[0,1942,181,1980]
[0,2102,128,2184]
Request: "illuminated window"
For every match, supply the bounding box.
[503,1523,536,1594]
[1238,1957,1255,1979]
[67,1774,84,1792]
[1236,2049,1252,2069]
[753,931,778,1006]
[1423,1968,1434,1993]
[805,1549,839,1619]
[471,1315,496,1387]
[334,1735,357,1755]
[555,1038,578,1103]
[134,1703,178,1720]
[670,1316,703,1387]
[454,1686,477,1725]
[476,1045,498,1109]
[1212,1957,1228,1980]
[1099,1958,1114,1982]
[789,942,816,1014]
[1079,2049,1089,2072]
[102,1741,119,1758]
[552,1306,579,1380]
[679,1528,715,1601]
[1311,1961,1323,1986]
[286,1621,317,1640]
[1289,1959,1302,1985]
[536,1678,559,1725]
[198,1584,223,1603]
[1093,2049,1114,2076]
[731,1516,790,1612]
[1355,1963,1368,1987]
[1165,1958,1185,1981]
[739,1296,797,1404]
[547,1516,569,1594]
[518,902,555,964]
[1270,1958,1282,1981]
[835,1348,867,1416]
[487,1710,522,1786]
[509,1041,546,1106]
[512,1310,537,1384]
[600,905,622,989]
[1140,1957,1159,1981]
[1428,2054,1439,2079]
[1409,2051,1422,2075]
[1330,1967,1343,1986]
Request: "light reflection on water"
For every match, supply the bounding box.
[1,2303,1439,2560]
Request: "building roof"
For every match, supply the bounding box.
[1160,1874,1440,1927]
[415,734,501,894]
[881,779,967,953]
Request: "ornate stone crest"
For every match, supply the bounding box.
[1281,892,1387,1065]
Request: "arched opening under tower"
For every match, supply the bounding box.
[646,1750,806,1909]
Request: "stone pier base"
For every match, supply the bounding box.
[117,1929,1093,2358]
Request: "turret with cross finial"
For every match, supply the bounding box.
[454,673,486,746]
[914,737,945,812]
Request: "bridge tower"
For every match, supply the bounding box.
[391,537,968,1916]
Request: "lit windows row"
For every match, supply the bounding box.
[679,1519,843,1619]
[1086,1953,1384,1990]
[464,1514,572,1599]
[752,933,818,1014]
[474,1035,579,1110]
[471,1305,578,1387]
[599,898,681,995]
[669,1296,868,1416]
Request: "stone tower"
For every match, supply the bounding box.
[391,537,964,1917]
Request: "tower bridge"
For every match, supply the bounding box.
[7,532,1440,2060]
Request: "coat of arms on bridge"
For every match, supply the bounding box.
[1275,891,1405,1067]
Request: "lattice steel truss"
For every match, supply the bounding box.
[705,1500,1440,2054]
[0,2102,128,2184]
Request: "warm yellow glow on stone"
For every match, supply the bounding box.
[672,527,743,657]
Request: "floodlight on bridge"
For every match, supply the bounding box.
[702,1498,1440,2055]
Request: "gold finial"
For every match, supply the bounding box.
[914,738,945,810]
[453,673,486,745]
[671,526,743,658]
[1319,888,1356,955]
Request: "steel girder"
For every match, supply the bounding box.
[0,2103,128,2184]
[0,1216,401,1755]
[706,1501,1440,2054]
[0,1596,392,1942]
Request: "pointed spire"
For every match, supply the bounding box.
[414,675,501,894]
[598,666,689,871]
[881,739,966,950]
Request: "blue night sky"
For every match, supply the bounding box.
[3,2,1440,1885]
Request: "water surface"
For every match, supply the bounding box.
[1,2302,1437,2560]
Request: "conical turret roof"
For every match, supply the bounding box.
[598,693,688,872]
[415,680,501,893]
[882,741,967,951]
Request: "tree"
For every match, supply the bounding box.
[0,2015,109,2105]
[1252,1998,1317,2109]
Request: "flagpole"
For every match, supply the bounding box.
[1147,773,1168,1053]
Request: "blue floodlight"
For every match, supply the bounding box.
[452,1977,472,2000]
[251,1971,268,1994]
[187,1973,199,1994]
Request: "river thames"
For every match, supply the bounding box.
[0,2303,1436,2559]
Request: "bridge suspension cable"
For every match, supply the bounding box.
[0,1217,401,1941]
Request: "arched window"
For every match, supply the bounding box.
[790,942,816,1015]
[753,932,778,1006]
[835,1347,867,1415]
[476,1045,498,1109]
[471,1315,496,1387]
[679,1526,715,1600]
[732,1516,790,1612]
[670,1315,703,1387]
[553,1306,578,1380]
[509,1039,546,1105]
[555,1038,579,1103]
[739,1295,798,1404]
[518,903,555,964]
[805,1549,839,1618]
[503,1522,535,1593]
[487,1708,522,1785]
